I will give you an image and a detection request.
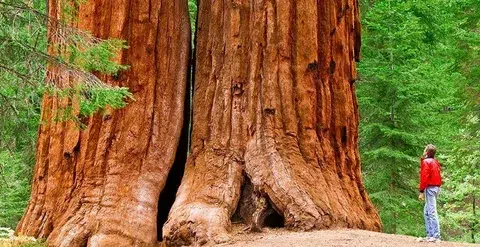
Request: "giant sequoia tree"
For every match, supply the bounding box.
[17,0,381,246]
[16,0,190,245]
[163,0,380,245]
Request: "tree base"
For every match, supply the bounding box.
[163,134,381,246]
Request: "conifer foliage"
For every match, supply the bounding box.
[358,0,479,242]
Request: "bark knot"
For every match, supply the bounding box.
[264,108,276,115]
[232,82,244,96]
[307,61,318,72]
[328,60,337,74]
[341,126,348,144]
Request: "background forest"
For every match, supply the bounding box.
[0,0,478,244]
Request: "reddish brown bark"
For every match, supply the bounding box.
[163,0,381,245]
[16,0,190,246]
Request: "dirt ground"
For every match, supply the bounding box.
[3,225,479,247]
[218,224,479,247]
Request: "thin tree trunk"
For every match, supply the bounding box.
[472,181,476,243]
[16,0,190,245]
[163,0,381,245]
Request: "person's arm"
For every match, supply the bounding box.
[419,159,429,193]
[418,158,427,200]
[418,147,430,200]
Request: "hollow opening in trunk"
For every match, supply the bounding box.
[156,129,188,241]
[264,209,285,228]
[157,13,197,240]
[156,64,192,241]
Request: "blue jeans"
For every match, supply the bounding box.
[424,186,441,239]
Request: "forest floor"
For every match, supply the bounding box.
[1,225,479,247]
[218,224,480,247]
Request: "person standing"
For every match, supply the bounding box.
[418,144,443,242]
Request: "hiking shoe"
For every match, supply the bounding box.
[416,237,427,242]
[426,237,441,243]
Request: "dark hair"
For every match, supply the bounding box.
[425,144,436,158]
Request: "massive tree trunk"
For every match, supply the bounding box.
[16,0,190,246]
[163,0,381,245]
[18,0,380,246]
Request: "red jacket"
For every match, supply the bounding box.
[419,158,442,192]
